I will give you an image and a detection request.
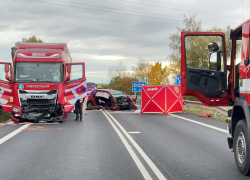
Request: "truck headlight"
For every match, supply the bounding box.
[12,107,21,113]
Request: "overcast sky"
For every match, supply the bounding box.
[0,0,248,83]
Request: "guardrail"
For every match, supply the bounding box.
[184,100,231,118]
[130,95,141,99]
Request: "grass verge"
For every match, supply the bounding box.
[184,106,227,121]
[0,111,11,123]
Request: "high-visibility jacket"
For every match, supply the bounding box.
[80,98,84,103]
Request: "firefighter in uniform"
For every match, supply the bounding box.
[74,98,84,121]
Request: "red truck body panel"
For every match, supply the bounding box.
[181,32,230,106]
[239,22,250,106]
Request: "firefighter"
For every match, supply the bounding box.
[74,97,84,121]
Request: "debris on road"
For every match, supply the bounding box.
[199,113,212,118]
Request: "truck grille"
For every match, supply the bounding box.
[26,99,53,105]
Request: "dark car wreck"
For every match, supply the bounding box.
[86,89,137,111]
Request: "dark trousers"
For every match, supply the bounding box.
[75,103,83,119]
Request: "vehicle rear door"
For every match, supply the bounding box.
[64,63,87,112]
[181,32,229,106]
[0,62,13,112]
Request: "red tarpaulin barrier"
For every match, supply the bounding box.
[141,85,184,114]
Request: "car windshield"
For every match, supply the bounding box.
[111,91,126,98]
[15,62,63,83]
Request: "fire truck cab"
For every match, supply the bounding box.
[0,43,87,123]
[181,19,250,175]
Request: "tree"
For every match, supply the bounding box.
[116,60,126,77]
[108,65,115,80]
[168,15,202,79]
[116,76,138,95]
[147,62,170,85]
[107,60,127,80]
[208,25,241,63]
[109,76,121,88]
[132,57,151,85]
[21,35,43,43]
[167,15,239,80]
[108,76,138,95]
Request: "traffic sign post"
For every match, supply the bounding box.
[176,74,181,85]
[132,82,146,92]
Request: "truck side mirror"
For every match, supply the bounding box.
[66,65,71,81]
[209,51,222,71]
[208,42,219,52]
[5,64,11,81]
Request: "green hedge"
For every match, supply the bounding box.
[0,111,11,123]
[183,96,199,101]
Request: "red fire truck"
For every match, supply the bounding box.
[0,43,87,123]
[181,19,250,175]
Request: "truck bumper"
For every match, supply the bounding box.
[11,115,20,124]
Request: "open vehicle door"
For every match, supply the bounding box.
[181,32,230,106]
[0,62,13,112]
[64,63,87,112]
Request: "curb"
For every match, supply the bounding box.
[0,119,16,126]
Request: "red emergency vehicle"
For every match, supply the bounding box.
[181,19,250,175]
[0,43,87,123]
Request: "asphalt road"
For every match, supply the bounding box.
[0,109,248,180]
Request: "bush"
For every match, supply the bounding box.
[0,111,11,123]
[183,96,199,101]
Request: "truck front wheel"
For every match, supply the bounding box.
[233,120,250,175]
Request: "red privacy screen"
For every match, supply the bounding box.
[141,85,183,114]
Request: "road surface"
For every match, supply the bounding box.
[0,109,247,180]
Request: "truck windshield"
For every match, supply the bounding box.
[15,62,63,83]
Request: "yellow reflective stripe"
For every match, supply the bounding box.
[234,59,236,88]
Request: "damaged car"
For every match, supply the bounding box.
[86,89,137,111]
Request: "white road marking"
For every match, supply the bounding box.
[128,131,141,134]
[0,123,31,145]
[105,111,167,180]
[102,111,152,180]
[170,114,227,133]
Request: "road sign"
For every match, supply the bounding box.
[132,82,146,92]
[176,74,181,85]
[97,84,102,88]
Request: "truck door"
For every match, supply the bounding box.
[181,32,229,106]
[0,62,13,112]
[64,63,87,112]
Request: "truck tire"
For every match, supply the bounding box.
[233,120,250,175]
[87,102,93,108]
